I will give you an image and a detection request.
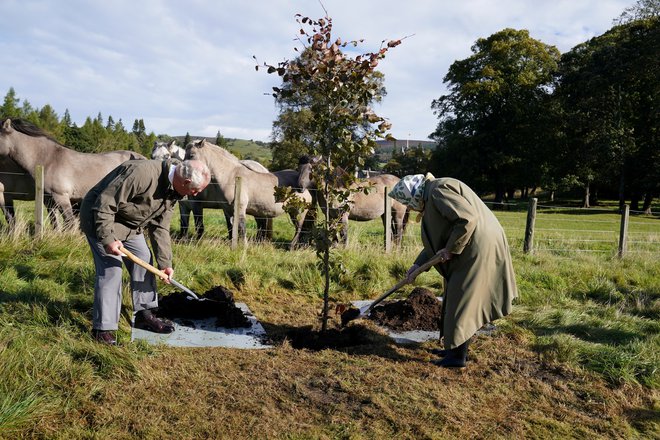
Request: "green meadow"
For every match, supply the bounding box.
[0,201,658,439]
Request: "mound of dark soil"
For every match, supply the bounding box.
[368,287,442,331]
[156,285,251,328]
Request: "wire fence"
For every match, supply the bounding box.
[2,168,659,258]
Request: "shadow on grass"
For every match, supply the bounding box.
[624,407,660,434]
[532,322,641,346]
[0,287,92,333]
[1,264,39,282]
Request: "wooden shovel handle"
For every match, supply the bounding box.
[118,246,168,282]
[365,251,447,313]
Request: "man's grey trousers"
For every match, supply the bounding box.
[85,234,159,331]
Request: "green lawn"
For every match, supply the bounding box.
[0,202,658,438]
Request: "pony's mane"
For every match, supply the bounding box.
[3,118,63,145]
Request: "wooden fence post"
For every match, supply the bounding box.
[523,197,537,254]
[618,204,629,258]
[384,186,392,253]
[231,176,242,250]
[34,165,44,237]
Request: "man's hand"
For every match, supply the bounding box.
[161,267,174,284]
[105,240,124,256]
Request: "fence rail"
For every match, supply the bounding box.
[2,168,659,257]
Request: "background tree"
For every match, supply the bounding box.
[0,88,21,119]
[257,11,401,331]
[614,0,660,25]
[61,109,72,127]
[215,130,229,148]
[557,18,659,209]
[105,115,115,131]
[183,132,192,149]
[429,29,560,203]
[38,104,63,141]
[269,108,315,170]
[20,100,39,125]
[383,145,432,176]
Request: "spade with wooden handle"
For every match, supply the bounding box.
[118,246,203,301]
[340,251,448,325]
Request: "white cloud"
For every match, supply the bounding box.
[0,0,634,141]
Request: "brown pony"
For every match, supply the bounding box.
[152,140,272,239]
[0,156,60,228]
[0,118,144,225]
[297,157,409,245]
[185,139,311,248]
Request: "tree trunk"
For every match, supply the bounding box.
[494,185,506,210]
[618,170,626,213]
[583,182,591,208]
[643,193,654,215]
[592,189,600,206]
[631,191,641,211]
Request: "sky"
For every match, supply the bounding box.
[0,0,634,143]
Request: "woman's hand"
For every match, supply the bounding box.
[406,263,420,282]
[436,248,453,263]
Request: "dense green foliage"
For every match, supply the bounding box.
[427,14,658,211]
[557,18,659,210]
[383,145,433,176]
[429,28,562,202]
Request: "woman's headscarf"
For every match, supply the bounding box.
[388,173,434,211]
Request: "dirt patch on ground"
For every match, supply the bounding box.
[286,325,368,350]
[368,287,442,331]
[156,285,251,328]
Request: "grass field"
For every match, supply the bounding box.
[0,201,658,439]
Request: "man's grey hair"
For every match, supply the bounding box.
[178,160,211,189]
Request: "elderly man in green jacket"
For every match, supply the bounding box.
[80,158,211,345]
[389,174,518,368]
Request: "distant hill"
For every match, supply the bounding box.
[173,137,436,168]
[173,136,272,165]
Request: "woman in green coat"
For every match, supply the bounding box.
[389,174,518,368]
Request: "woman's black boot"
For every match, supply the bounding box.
[431,338,470,368]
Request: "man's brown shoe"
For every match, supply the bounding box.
[92,330,117,346]
[134,310,175,334]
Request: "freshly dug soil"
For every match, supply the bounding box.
[285,323,388,350]
[156,285,251,328]
[368,287,442,331]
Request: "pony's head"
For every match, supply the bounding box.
[0,118,56,156]
[0,119,14,155]
[184,139,206,161]
[152,140,185,161]
[151,141,170,160]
